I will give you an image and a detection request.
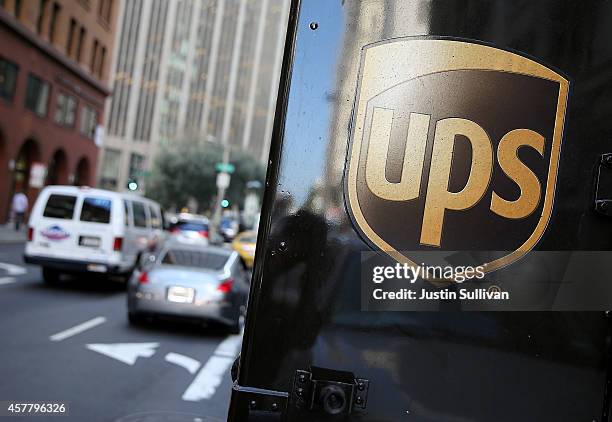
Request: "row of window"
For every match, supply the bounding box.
[0,0,110,26]
[45,0,108,79]
[43,193,161,229]
[98,149,146,191]
[0,0,109,79]
[0,57,98,139]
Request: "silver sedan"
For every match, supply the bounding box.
[127,244,249,333]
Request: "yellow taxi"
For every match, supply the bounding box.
[232,231,257,268]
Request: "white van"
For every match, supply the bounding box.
[24,186,164,283]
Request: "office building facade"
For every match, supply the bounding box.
[0,0,119,223]
[99,0,289,192]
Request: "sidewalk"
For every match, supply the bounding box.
[0,224,27,244]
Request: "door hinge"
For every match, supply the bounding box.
[595,153,612,216]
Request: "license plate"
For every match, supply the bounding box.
[167,286,195,304]
[79,236,101,248]
[87,264,107,273]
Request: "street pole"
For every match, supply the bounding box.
[210,0,248,240]
[211,144,230,240]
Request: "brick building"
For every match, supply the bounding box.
[0,0,119,222]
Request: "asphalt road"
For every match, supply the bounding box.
[0,242,239,422]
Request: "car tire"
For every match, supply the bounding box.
[42,267,60,285]
[128,312,146,326]
[228,319,241,335]
[228,311,245,335]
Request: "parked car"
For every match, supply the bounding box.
[24,186,164,284]
[168,214,210,245]
[232,231,257,268]
[127,242,249,333]
[220,216,239,242]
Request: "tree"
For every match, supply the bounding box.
[147,142,265,212]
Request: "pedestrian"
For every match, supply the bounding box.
[11,190,28,231]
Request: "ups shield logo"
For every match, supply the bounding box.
[345,38,569,273]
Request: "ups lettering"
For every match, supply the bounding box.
[365,108,545,247]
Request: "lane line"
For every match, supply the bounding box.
[0,277,16,285]
[182,333,242,401]
[0,262,26,276]
[165,352,201,374]
[49,316,107,342]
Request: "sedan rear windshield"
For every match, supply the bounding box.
[172,221,208,232]
[161,249,228,270]
[43,194,77,219]
[80,197,112,223]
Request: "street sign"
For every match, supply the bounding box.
[29,162,47,188]
[216,172,231,189]
[215,162,235,174]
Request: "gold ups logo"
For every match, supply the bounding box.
[345,38,569,273]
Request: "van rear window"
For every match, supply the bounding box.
[80,197,112,223]
[43,194,77,219]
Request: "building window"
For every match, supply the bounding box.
[90,39,98,73]
[99,148,120,189]
[54,92,77,127]
[14,0,21,17]
[98,46,106,77]
[76,27,86,61]
[80,105,97,138]
[36,0,48,34]
[49,3,61,43]
[128,153,145,182]
[67,18,77,55]
[0,57,18,102]
[25,74,50,117]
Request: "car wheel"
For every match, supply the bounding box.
[128,312,146,326]
[228,309,245,335]
[228,319,241,335]
[42,267,60,285]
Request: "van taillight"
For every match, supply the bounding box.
[27,227,33,241]
[113,237,123,251]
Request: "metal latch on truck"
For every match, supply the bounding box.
[292,367,370,416]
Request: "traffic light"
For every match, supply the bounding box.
[221,199,230,208]
[127,180,138,191]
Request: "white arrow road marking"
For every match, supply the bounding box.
[182,333,242,401]
[165,352,201,375]
[0,277,16,285]
[0,262,26,276]
[49,317,107,342]
[86,342,159,365]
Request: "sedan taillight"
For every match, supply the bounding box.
[217,278,234,293]
[138,272,149,284]
[27,227,33,241]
